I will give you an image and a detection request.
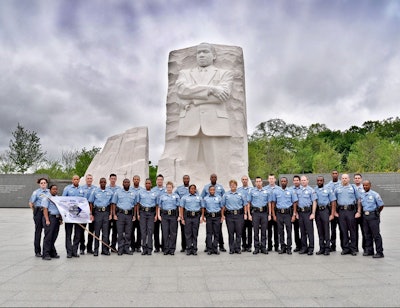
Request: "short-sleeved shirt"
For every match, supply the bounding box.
[202,195,223,213]
[237,186,251,201]
[201,183,225,198]
[81,184,97,200]
[247,188,269,208]
[174,185,190,198]
[334,184,360,205]
[138,189,158,208]
[42,197,60,215]
[151,186,166,204]
[159,193,180,210]
[222,191,246,211]
[29,188,50,208]
[62,185,85,197]
[297,186,317,208]
[111,188,137,211]
[314,185,336,206]
[271,186,298,209]
[88,187,114,208]
[180,194,202,212]
[361,190,384,211]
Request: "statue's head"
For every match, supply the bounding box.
[197,42,216,67]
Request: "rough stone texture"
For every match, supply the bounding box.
[81,127,149,185]
[157,44,249,189]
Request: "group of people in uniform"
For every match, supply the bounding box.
[28,170,385,260]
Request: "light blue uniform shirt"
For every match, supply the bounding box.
[88,187,114,208]
[29,188,50,208]
[247,188,269,208]
[202,195,223,213]
[201,183,225,198]
[237,186,251,201]
[314,185,336,206]
[111,188,137,211]
[175,185,190,198]
[138,189,158,208]
[42,197,60,215]
[297,186,317,208]
[151,186,166,204]
[222,191,246,210]
[334,184,360,206]
[361,190,384,211]
[271,187,298,209]
[354,184,365,194]
[62,185,85,197]
[159,193,180,210]
[180,194,202,212]
[326,180,340,192]
[81,184,97,200]
[107,185,121,196]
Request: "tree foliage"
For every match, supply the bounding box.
[7,123,46,173]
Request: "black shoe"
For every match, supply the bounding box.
[214,250,220,255]
[207,251,213,255]
[363,252,374,256]
[219,247,226,252]
[101,251,110,256]
[193,251,198,255]
[110,246,117,252]
[253,249,259,255]
[135,248,141,252]
[125,250,133,255]
[236,250,241,254]
[341,250,350,255]
[93,251,98,257]
[141,251,147,255]
[261,248,268,254]
[42,255,51,261]
[186,250,191,256]
[351,251,357,256]
[324,251,330,256]
[316,250,324,255]
[87,250,93,254]
[267,247,272,251]
[35,252,42,258]
[246,248,252,252]
[164,251,168,255]
[287,250,292,255]
[204,248,208,253]
[242,248,247,252]
[80,250,85,255]
[118,251,123,256]
[229,250,234,254]
[307,251,313,255]
[67,254,72,258]
[72,253,80,258]
[373,253,384,258]
[180,249,185,253]
[330,246,336,252]
[293,247,301,252]
[148,251,152,256]
[299,250,307,255]
[154,248,160,253]
[51,254,60,259]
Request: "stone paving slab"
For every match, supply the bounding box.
[0,208,399,307]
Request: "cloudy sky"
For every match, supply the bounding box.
[1,0,399,164]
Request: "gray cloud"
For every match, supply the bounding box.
[0,0,399,165]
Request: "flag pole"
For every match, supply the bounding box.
[77,223,118,253]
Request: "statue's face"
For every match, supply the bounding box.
[197,44,215,67]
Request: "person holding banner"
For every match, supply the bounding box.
[29,177,49,258]
[63,175,85,258]
[89,177,114,256]
[42,185,62,260]
[111,178,138,256]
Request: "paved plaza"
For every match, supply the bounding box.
[0,207,399,307]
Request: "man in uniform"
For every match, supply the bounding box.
[29,177,49,257]
[291,175,302,252]
[327,170,342,251]
[111,178,138,256]
[238,175,252,252]
[360,180,384,258]
[88,177,114,256]
[296,176,317,255]
[264,174,279,252]
[314,176,336,255]
[151,174,166,253]
[174,175,191,252]
[131,175,143,252]
[62,175,85,258]
[271,177,298,255]
[353,173,365,252]
[201,173,226,252]
[108,173,121,252]
[80,174,97,255]
[41,184,62,260]
[247,177,270,254]
[334,173,361,256]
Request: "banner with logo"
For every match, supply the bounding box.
[50,196,91,223]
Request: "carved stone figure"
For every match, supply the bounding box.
[158,43,249,189]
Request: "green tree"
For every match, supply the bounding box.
[312,142,342,173]
[35,159,71,179]
[149,161,158,186]
[74,147,101,177]
[0,151,16,174]
[8,123,46,173]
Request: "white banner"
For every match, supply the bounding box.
[50,196,91,224]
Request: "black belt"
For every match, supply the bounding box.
[338,204,355,211]
[277,208,291,214]
[161,209,177,216]
[298,207,311,213]
[95,206,110,212]
[226,208,244,215]
[317,205,328,211]
[117,208,133,215]
[140,206,156,212]
[186,211,200,217]
[206,211,221,218]
[50,214,61,218]
[364,210,377,216]
[251,206,266,213]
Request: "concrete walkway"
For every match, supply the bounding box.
[0,207,399,307]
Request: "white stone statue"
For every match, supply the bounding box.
[158,43,249,189]
[81,126,149,185]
